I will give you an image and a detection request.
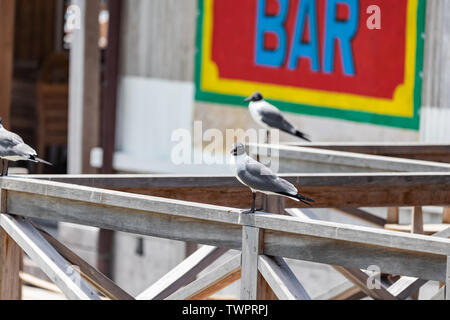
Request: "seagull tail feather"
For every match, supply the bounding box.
[278,192,314,207]
[294,130,312,142]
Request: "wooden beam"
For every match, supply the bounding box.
[25,172,450,208]
[137,246,227,300]
[254,144,450,173]
[0,215,100,300]
[333,268,396,300]
[167,254,241,300]
[335,208,386,227]
[68,0,101,174]
[386,227,450,300]
[385,224,450,235]
[289,143,450,163]
[240,226,262,300]
[0,0,15,130]
[387,276,426,300]
[32,222,134,300]
[258,255,310,300]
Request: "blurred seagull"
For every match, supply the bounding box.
[230,143,314,214]
[0,118,52,176]
[245,92,311,142]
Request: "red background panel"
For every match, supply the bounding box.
[210,0,407,99]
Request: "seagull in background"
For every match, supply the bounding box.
[245,92,311,142]
[0,118,52,176]
[230,143,314,214]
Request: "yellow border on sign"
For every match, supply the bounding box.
[200,0,418,118]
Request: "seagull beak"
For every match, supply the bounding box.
[244,96,252,102]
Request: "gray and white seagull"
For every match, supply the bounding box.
[245,92,311,142]
[230,143,314,214]
[0,118,52,176]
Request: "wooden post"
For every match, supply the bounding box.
[0,189,22,300]
[387,207,400,224]
[442,207,450,224]
[411,207,424,235]
[240,226,262,300]
[446,256,450,300]
[410,206,424,299]
[68,0,101,174]
[0,0,15,130]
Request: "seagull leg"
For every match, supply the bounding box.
[5,160,9,176]
[242,192,257,214]
[0,159,4,177]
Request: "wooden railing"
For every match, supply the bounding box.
[0,172,449,300]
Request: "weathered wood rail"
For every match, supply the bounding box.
[0,174,449,300]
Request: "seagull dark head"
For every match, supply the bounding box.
[245,92,264,103]
[231,143,246,156]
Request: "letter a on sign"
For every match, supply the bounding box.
[366,5,381,30]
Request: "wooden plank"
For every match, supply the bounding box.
[137,246,227,300]
[258,255,310,300]
[0,215,100,300]
[0,0,15,129]
[20,271,62,294]
[167,254,241,300]
[385,224,450,235]
[32,223,134,300]
[254,144,450,173]
[25,172,450,208]
[240,226,262,300]
[387,276,426,300]
[290,143,450,163]
[332,267,396,300]
[335,208,386,227]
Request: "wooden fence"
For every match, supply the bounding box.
[1,144,450,300]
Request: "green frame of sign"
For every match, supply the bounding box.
[194,0,426,130]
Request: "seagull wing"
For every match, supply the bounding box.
[236,157,298,196]
[258,102,297,134]
[0,129,36,159]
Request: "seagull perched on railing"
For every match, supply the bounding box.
[0,118,52,176]
[245,92,311,142]
[230,143,314,214]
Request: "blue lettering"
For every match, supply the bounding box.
[288,0,320,72]
[323,0,358,76]
[255,0,289,68]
